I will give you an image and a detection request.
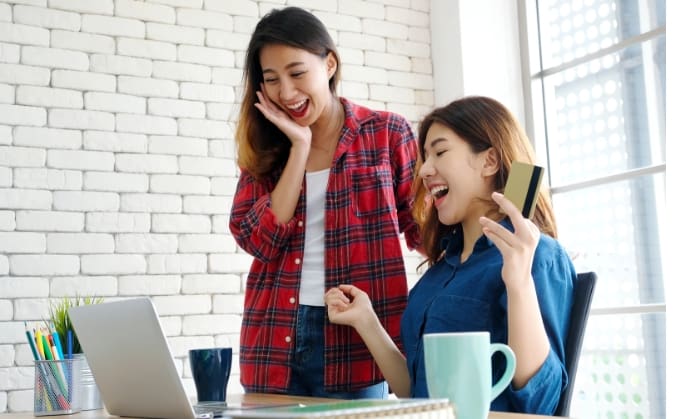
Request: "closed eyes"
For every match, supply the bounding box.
[262,71,306,84]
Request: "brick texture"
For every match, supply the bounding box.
[0,0,431,411]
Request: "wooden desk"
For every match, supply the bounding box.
[0,393,563,418]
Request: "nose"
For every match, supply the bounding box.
[418,158,434,178]
[279,78,295,102]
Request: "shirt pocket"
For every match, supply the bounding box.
[350,166,395,218]
[424,294,490,334]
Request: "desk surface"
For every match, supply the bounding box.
[1,393,563,419]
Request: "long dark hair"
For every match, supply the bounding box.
[412,96,558,265]
[235,7,341,179]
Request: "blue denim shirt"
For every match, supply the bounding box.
[401,219,576,415]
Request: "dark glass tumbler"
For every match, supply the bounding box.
[189,347,232,402]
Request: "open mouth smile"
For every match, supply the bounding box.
[286,99,309,118]
[430,185,448,199]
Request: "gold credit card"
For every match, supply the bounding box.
[502,161,544,218]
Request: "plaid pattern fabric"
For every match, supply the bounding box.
[230,98,420,393]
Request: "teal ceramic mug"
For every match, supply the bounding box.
[423,332,516,419]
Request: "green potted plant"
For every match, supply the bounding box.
[48,295,104,410]
[48,296,104,355]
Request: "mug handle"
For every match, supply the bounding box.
[490,343,517,401]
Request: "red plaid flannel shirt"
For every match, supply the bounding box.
[229,98,420,393]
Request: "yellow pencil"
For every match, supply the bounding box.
[35,328,45,360]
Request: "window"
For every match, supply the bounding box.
[521,1,666,418]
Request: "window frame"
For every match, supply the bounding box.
[517,0,667,417]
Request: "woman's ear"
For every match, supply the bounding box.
[482,147,500,177]
[326,51,338,79]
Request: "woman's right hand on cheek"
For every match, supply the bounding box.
[254,86,312,149]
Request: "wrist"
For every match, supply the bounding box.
[290,139,310,154]
[507,275,537,298]
[353,306,380,335]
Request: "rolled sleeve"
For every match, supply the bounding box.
[506,350,566,415]
[230,171,297,263]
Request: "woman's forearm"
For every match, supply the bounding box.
[270,144,309,223]
[354,314,411,397]
[507,277,551,388]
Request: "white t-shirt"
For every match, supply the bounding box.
[299,168,330,306]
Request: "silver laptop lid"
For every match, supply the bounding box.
[69,297,197,419]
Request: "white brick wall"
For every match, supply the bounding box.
[0,0,433,412]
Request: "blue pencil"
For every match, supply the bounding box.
[50,325,65,360]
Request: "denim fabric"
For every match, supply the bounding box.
[401,219,576,414]
[287,305,388,399]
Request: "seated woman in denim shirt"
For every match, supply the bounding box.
[325,96,576,415]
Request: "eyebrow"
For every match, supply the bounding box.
[262,61,305,75]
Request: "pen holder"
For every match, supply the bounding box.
[34,358,81,416]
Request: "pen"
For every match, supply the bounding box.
[66,330,73,360]
[64,329,73,405]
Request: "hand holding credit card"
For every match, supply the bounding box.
[502,161,544,218]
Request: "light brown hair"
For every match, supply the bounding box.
[412,96,558,265]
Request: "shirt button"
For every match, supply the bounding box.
[294,258,300,265]
[289,297,296,304]
[285,336,292,343]
[298,221,304,227]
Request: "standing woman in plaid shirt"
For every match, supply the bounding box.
[229,7,421,398]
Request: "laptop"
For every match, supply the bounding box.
[68,297,225,419]
[68,298,451,419]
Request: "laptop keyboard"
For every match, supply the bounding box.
[194,401,228,416]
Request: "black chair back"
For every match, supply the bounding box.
[555,271,597,416]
